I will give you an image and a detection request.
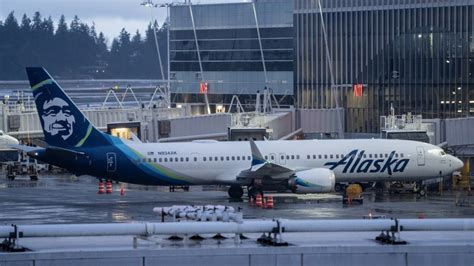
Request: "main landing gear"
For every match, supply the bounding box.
[227,185,264,199]
[228,185,244,199]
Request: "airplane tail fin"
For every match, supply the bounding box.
[26,67,109,148]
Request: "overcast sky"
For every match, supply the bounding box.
[0,0,245,44]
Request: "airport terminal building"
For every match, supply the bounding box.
[169,0,294,108]
[295,0,474,133]
[169,0,474,133]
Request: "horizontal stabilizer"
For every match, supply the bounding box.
[9,144,41,153]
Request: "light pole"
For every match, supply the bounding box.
[159,3,172,108]
[141,0,165,81]
[317,0,344,138]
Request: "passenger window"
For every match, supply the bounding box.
[159,158,163,162]
[363,154,366,158]
[400,153,404,158]
[318,155,322,159]
[164,158,168,162]
[186,157,189,162]
[180,157,184,162]
[330,155,333,159]
[374,154,377,158]
[368,154,372,159]
[209,157,213,161]
[221,156,224,161]
[194,157,197,162]
[395,153,398,158]
[380,154,383,158]
[291,155,294,160]
[385,154,388,158]
[215,156,218,161]
[286,155,290,160]
[281,155,284,160]
[324,155,327,159]
[296,155,300,159]
[232,156,235,160]
[237,156,240,160]
[248,156,252,160]
[153,158,157,163]
[226,156,230,161]
[307,155,310,159]
[203,157,206,161]
[265,155,268,160]
[270,155,274,160]
[336,154,339,159]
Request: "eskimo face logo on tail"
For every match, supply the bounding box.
[41,97,75,140]
[324,149,410,175]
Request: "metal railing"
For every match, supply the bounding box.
[1,218,473,251]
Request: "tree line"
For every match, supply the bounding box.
[0,11,168,80]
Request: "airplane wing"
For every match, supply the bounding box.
[237,140,294,181]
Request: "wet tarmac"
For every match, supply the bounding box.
[0,174,473,225]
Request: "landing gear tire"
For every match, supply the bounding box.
[228,185,244,199]
[334,183,344,193]
[418,189,427,197]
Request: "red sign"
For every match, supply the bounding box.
[353,84,363,97]
[200,82,209,94]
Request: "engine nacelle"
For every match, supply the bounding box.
[288,168,335,193]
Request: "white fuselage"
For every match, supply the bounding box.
[126,139,463,185]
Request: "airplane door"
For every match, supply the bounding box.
[416,147,425,166]
[106,152,117,172]
[279,153,287,165]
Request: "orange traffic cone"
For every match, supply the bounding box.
[256,194,262,207]
[106,180,113,194]
[98,181,105,194]
[266,196,274,209]
[120,184,125,196]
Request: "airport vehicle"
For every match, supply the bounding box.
[15,67,464,199]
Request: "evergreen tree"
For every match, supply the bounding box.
[0,11,168,79]
[20,14,31,32]
[0,12,20,79]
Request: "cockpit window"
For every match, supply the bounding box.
[440,151,446,156]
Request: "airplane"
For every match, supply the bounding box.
[0,130,19,149]
[16,67,464,199]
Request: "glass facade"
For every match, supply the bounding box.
[295,0,474,133]
[170,0,293,97]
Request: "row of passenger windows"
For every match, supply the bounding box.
[304,153,405,160]
[141,152,405,164]
[142,156,252,163]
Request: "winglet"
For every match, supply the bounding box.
[250,139,266,166]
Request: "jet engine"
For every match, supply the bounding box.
[288,168,335,193]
